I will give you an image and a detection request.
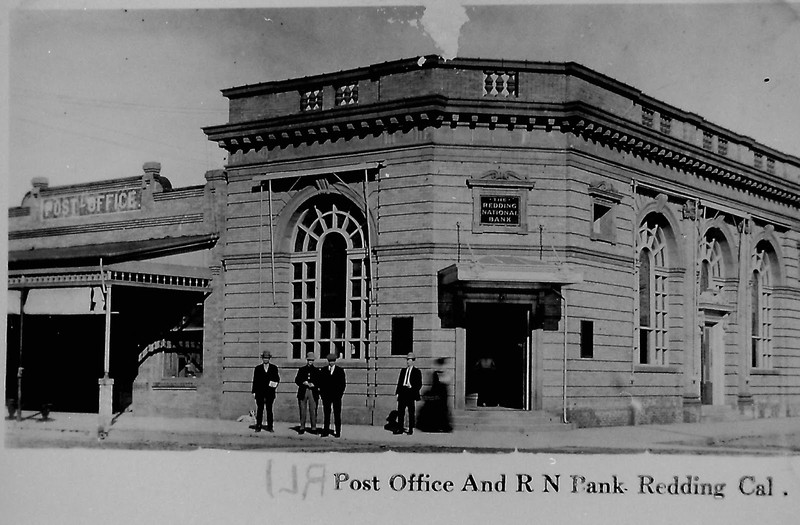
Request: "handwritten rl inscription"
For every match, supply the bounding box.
[264,462,787,500]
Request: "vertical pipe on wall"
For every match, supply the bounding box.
[258,188,264,352]
[363,169,375,422]
[268,180,276,305]
[562,289,569,424]
[16,289,28,421]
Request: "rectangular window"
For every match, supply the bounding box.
[391,317,414,356]
[591,201,615,243]
[766,158,775,175]
[702,131,713,150]
[301,89,323,111]
[659,114,672,135]
[483,71,518,97]
[641,108,654,128]
[718,138,728,156]
[580,320,594,358]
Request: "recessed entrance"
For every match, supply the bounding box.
[700,319,725,406]
[465,303,530,410]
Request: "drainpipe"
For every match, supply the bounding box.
[552,288,569,424]
[17,289,28,421]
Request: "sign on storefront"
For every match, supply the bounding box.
[41,188,141,219]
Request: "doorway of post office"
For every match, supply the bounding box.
[700,319,725,406]
[465,302,531,410]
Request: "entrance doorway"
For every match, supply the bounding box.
[465,303,530,410]
[700,320,725,405]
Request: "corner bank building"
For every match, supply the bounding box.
[9,57,800,429]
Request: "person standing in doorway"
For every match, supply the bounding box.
[320,352,346,438]
[294,351,320,435]
[251,350,280,432]
[395,352,422,435]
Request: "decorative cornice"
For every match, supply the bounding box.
[206,95,799,209]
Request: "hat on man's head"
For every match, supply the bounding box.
[406,352,416,360]
[326,352,338,362]
[305,351,316,360]
[261,350,272,358]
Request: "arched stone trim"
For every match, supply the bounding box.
[273,183,375,255]
[699,222,737,283]
[750,228,785,286]
[635,196,684,269]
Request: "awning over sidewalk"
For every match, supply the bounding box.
[9,234,218,269]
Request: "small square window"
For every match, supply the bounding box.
[702,132,713,150]
[754,152,763,170]
[580,320,594,359]
[718,138,728,156]
[301,89,323,111]
[659,114,672,135]
[391,317,414,356]
[335,83,358,106]
[641,108,654,128]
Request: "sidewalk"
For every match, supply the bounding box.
[5,410,800,454]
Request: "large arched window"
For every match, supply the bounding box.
[637,217,669,365]
[750,244,773,368]
[289,197,369,360]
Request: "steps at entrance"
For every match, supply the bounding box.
[699,405,744,423]
[452,408,573,433]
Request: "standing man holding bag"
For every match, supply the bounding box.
[251,350,280,432]
[395,352,422,435]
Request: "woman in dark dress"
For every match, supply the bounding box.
[417,358,452,433]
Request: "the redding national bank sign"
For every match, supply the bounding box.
[42,188,142,220]
[479,195,520,225]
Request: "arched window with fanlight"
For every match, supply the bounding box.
[637,217,669,365]
[750,244,773,369]
[289,197,369,360]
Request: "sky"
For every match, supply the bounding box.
[5,1,800,207]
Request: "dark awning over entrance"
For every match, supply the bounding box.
[437,256,582,329]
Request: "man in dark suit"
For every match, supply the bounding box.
[251,350,280,432]
[319,352,346,438]
[395,352,422,435]
[294,351,320,435]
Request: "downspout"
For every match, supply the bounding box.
[17,289,28,422]
[552,288,569,424]
[258,189,263,351]
[268,180,276,305]
[363,168,375,424]
[562,289,569,424]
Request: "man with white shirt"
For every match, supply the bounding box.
[319,352,346,438]
[251,350,280,432]
[394,352,422,435]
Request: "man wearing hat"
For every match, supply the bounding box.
[395,352,422,435]
[294,351,320,434]
[251,350,280,432]
[319,352,347,437]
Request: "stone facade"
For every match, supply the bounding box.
[204,56,800,427]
